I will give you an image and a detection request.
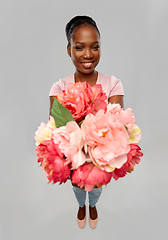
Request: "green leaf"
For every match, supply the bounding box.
[124,125,128,131]
[51,97,75,128]
[78,118,85,127]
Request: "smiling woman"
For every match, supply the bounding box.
[67,24,101,84]
[49,15,124,229]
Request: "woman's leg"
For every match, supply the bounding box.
[88,187,102,208]
[88,187,102,226]
[72,186,86,207]
[72,186,86,222]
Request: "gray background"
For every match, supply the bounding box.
[1,0,168,239]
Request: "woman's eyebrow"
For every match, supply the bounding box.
[74,42,83,44]
[74,41,100,44]
[92,41,100,44]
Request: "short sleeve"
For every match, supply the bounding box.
[49,79,63,96]
[109,76,124,97]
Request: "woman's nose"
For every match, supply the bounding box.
[83,48,93,59]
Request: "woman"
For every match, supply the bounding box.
[49,16,124,229]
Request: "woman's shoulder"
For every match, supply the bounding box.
[60,74,74,84]
[49,74,74,96]
[56,74,74,87]
[98,72,120,82]
[98,72,119,81]
[98,72,124,97]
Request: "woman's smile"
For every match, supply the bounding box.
[81,61,95,68]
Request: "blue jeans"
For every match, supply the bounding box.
[73,186,102,207]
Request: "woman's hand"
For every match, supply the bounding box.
[49,96,56,117]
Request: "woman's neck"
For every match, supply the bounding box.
[74,71,98,87]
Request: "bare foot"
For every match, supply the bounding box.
[89,205,98,220]
[77,205,86,220]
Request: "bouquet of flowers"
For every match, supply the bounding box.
[35,82,143,191]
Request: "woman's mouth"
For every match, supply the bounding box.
[81,62,94,68]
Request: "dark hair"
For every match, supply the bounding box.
[65,15,100,46]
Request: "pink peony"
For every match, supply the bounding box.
[35,116,56,146]
[35,139,70,184]
[72,163,113,191]
[35,122,49,146]
[112,144,143,180]
[81,110,130,171]
[107,104,141,143]
[51,121,86,169]
[107,103,135,130]
[128,124,141,144]
[57,82,107,122]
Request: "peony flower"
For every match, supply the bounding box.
[128,124,141,143]
[35,139,63,167]
[107,103,135,130]
[57,82,93,122]
[57,82,107,122]
[51,121,86,169]
[112,144,143,180]
[35,122,49,146]
[107,104,141,143]
[107,102,123,114]
[48,156,71,184]
[72,163,113,191]
[35,139,70,184]
[81,110,130,172]
[47,116,57,129]
[91,84,107,115]
[35,116,56,146]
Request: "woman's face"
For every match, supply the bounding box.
[67,24,101,75]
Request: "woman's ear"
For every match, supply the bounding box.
[67,45,71,57]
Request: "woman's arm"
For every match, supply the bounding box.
[108,95,124,108]
[49,96,56,116]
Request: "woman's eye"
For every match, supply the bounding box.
[75,46,83,50]
[92,45,100,50]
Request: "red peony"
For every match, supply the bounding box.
[72,162,113,191]
[35,139,70,184]
[112,144,143,180]
[57,82,107,122]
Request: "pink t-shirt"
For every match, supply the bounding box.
[49,72,124,101]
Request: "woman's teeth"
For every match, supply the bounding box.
[82,62,93,67]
